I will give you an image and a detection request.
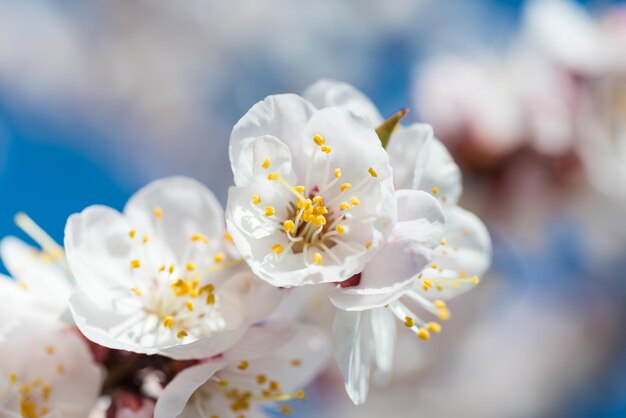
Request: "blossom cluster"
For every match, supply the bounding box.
[0,80,491,417]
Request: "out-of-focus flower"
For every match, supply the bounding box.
[0,234,73,325]
[226,94,396,287]
[66,176,282,359]
[305,79,491,404]
[0,324,103,418]
[154,322,330,418]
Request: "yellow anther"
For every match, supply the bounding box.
[267,172,280,180]
[283,220,295,233]
[57,364,65,374]
[130,259,141,269]
[313,134,326,146]
[471,276,480,284]
[440,238,447,246]
[158,264,166,272]
[256,374,267,384]
[153,206,163,219]
[131,287,142,296]
[313,252,323,265]
[436,285,444,291]
[314,215,327,226]
[252,194,262,205]
[417,328,431,340]
[169,264,175,274]
[368,167,378,177]
[163,316,174,328]
[422,280,434,291]
[206,293,216,305]
[438,309,451,321]
[237,361,249,370]
[321,145,332,153]
[404,316,415,327]
[340,183,352,192]
[129,229,136,238]
[177,330,188,339]
[142,234,149,243]
[432,186,439,194]
[431,263,438,269]
[264,206,275,216]
[192,233,209,244]
[295,185,305,194]
[223,231,233,242]
[339,202,351,210]
[262,158,271,169]
[42,384,52,400]
[217,379,229,387]
[350,196,361,206]
[186,261,196,271]
[433,299,446,309]
[272,244,284,255]
[45,345,54,355]
[269,381,281,391]
[313,195,324,205]
[427,322,442,333]
[280,405,293,415]
[336,224,345,235]
[10,373,16,383]
[186,300,194,312]
[334,168,342,178]
[290,359,303,367]
[213,252,225,263]
[365,241,372,249]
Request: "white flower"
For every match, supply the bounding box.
[154,322,330,418]
[65,176,282,360]
[0,324,103,418]
[0,233,73,329]
[305,79,492,404]
[226,94,396,287]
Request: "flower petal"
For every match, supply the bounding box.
[65,206,138,310]
[221,321,297,362]
[303,79,383,125]
[420,205,492,300]
[154,361,226,418]
[230,94,317,185]
[124,176,225,262]
[330,190,445,310]
[386,123,434,190]
[332,310,371,405]
[370,308,396,386]
[417,138,463,205]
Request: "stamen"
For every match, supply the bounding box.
[213,253,225,263]
[153,207,163,219]
[335,224,345,235]
[237,361,249,370]
[131,287,142,296]
[339,202,351,210]
[177,330,188,339]
[264,207,276,216]
[321,145,332,153]
[272,244,284,255]
[334,168,342,178]
[223,232,234,243]
[262,158,271,169]
[252,195,262,205]
[267,172,280,180]
[340,183,352,192]
[283,220,295,233]
[313,134,325,146]
[186,262,196,271]
[417,328,431,340]
[368,167,378,177]
[163,316,174,328]
[313,252,323,265]
[129,229,136,238]
[130,259,141,269]
[192,233,210,244]
[350,197,361,206]
[432,187,439,194]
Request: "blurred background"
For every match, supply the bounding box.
[1,0,626,417]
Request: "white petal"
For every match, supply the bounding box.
[64,205,140,310]
[154,361,225,418]
[332,310,371,405]
[124,176,225,262]
[370,307,396,386]
[421,205,492,300]
[158,327,247,361]
[387,123,434,190]
[329,190,445,311]
[0,375,20,418]
[222,321,298,361]
[230,94,317,185]
[223,323,330,392]
[0,237,72,319]
[303,79,383,125]
[417,138,462,205]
